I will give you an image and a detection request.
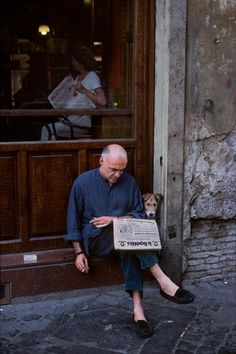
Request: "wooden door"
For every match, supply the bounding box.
[0,0,154,298]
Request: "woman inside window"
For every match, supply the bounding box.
[41,46,107,140]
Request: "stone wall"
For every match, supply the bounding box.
[183,0,236,283]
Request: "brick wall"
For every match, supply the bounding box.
[183,220,236,284]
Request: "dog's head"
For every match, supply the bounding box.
[142,193,163,219]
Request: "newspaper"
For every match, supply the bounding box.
[113,218,161,251]
[48,76,96,109]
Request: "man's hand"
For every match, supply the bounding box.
[75,253,89,274]
[90,216,115,228]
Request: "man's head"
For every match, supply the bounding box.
[99,144,128,185]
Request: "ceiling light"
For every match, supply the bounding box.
[38,25,50,36]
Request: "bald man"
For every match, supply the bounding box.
[66,144,194,338]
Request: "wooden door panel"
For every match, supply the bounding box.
[28,152,78,237]
[0,154,19,240]
[87,149,102,170]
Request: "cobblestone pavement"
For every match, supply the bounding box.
[0,279,235,354]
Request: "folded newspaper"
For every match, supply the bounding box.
[48,75,96,109]
[113,218,161,250]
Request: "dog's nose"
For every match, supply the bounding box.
[148,212,155,217]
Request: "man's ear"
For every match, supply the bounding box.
[99,156,103,165]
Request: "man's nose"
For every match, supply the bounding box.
[114,171,122,178]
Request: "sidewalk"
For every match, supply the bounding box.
[0,279,235,354]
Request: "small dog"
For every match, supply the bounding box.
[142,193,163,219]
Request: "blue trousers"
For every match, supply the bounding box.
[88,226,158,295]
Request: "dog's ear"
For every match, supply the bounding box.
[142,193,151,202]
[154,193,163,202]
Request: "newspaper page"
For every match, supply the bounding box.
[48,76,95,109]
[113,218,161,251]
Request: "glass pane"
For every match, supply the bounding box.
[0,0,133,141]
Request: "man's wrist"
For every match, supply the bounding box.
[75,251,84,257]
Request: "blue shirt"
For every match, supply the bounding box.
[65,168,145,253]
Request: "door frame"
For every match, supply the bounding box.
[153,0,187,283]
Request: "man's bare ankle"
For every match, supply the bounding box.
[133,313,147,322]
[160,280,179,296]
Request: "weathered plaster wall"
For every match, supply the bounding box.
[154,0,187,283]
[183,0,236,283]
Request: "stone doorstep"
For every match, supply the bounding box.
[0,249,153,300]
[0,248,75,269]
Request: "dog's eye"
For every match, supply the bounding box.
[153,203,157,207]
[146,203,150,206]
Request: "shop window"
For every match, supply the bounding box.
[0,0,133,141]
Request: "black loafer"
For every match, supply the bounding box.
[133,317,153,338]
[160,287,195,304]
